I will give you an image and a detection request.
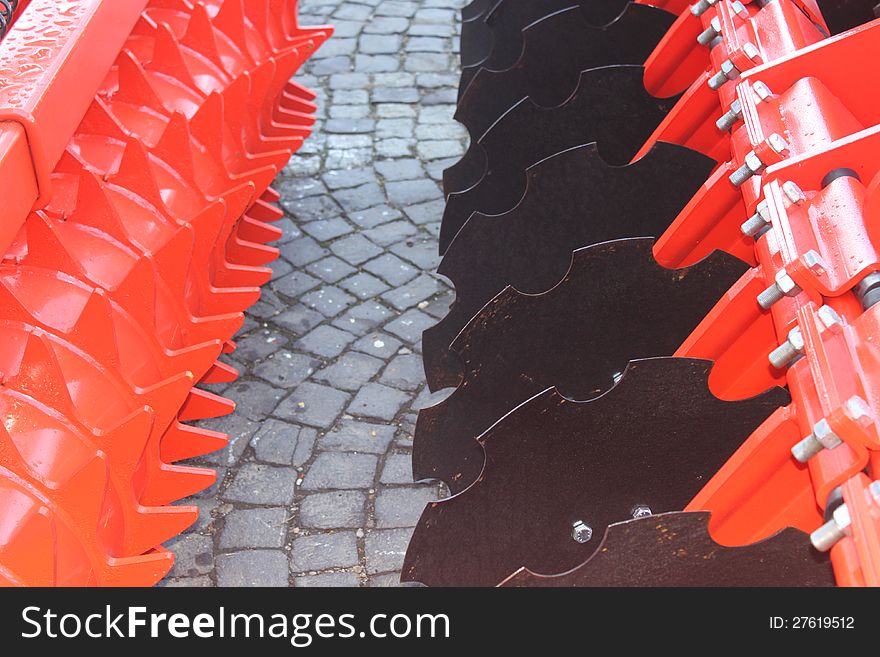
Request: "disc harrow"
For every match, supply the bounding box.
[0,0,328,586]
[407,0,880,586]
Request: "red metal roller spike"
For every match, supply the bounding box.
[0,0,325,586]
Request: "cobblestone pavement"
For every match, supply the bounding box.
[163,0,466,587]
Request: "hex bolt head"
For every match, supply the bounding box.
[810,504,851,552]
[716,99,743,132]
[752,80,773,102]
[844,395,873,429]
[816,305,843,332]
[729,150,764,186]
[802,250,827,276]
[731,1,749,19]
[708,59,740,90]
[631,505,652,519]
[782,181,807,206]
[768,326,804,369]
[571,520,593,543]
[691,0,718,17]
[767,133,790,156]
[697,17,722,46]
[742,42,762,63]
[792,418,842,463]
[741,199,770,237]
[757,270,801,310]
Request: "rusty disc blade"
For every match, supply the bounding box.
[441,65,679,252]
[500,512,834,587]
[424,142,716,391]
[414,238,751,492]
[403,358,788,587]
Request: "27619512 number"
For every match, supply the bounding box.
[770,617,855,629]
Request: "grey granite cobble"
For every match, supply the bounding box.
[167,0,463,588]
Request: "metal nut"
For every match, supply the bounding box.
[782,181,807,206]
[571,520,593,543]
[742,42,762,63]
[802,250,827,276]
[844,395,873,429]
[767,133,790,156]
[816,305,843,332]
[752,80,773,102]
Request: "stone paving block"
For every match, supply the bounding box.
[380,453,415,484]
[300,285,358,317]
[295,324,357,358]
[365,528,414,574]
[322,167,375,190]
[252,350,318,388]
[359,34,403,54]
[296,572,361,587]
[333,182,386,213]
[380,353,425,391]
[355,54,400,72]
[364,220,419,247]
[375,486,437,528]
[273,304,325,335]
[363,16,409,33]
[306,255,357,283]
[372,87,420,103]
[325,118,376,134]
[374,158,425,181]
[252,420,317,467]
[390,237,443,269]
[313,351,385,391]
[276,382,351,428]
[216,551,289,587]
[234,330,289,362]
[280,236,330,267]
[352,332,404,359]
[272,270,322,298]
[347,382,411,421]
[330,234,384,265]
[385,179,441,206]
[222,464,298,505]
[299,490,367,529]
[381,273,442,310]
[402,198,444,225]
[384,309,437,344]
[300,217,354,242]
[319,420,396,453]
[417,139,463,160]
[363,253,418,286]
[162,577,214,588]
[224,380,286,422]
[302,453,378,489]
[349,204,404,229]
[339,271,391,300]
[291,532,360,571]
[282,193,341,221]
[332,301,395,336]
[167,534,214,578]
[368,573,402,587]
[220,508,289,550]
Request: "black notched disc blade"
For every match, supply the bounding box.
[815,0,877,35]
[459,0,646,94]
[413,239,752,494]
[501,512,834,587]
[462,0,494,22]
[441,65,679,253]
[424,142,716,391]
[403,358,789,587]
[457,3,673,121]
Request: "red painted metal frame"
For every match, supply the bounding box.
[647,0,880,585]
[0,0,151,255]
